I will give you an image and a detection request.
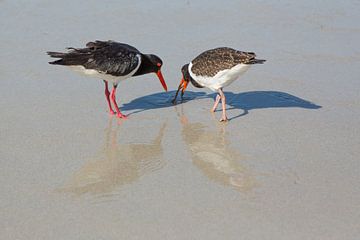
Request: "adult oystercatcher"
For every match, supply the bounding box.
[47,40,168,119]
[173,47,265,121]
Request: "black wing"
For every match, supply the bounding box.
[47,40,141,77]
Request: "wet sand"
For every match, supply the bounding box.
[1,0,360,239]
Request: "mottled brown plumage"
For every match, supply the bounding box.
[191,47,262,77]
[173,47,266,122]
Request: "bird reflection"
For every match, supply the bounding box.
[60,119,167,196]
[177,107,256,192]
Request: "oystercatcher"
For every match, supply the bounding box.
[47,40,168,119]
[173,47,265,122]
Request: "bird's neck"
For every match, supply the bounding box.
[185,64,203,88]
[133,54,155,76]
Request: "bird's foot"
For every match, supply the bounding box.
[109,110,116,115]
[116,113,128,119]
[219,117,228,122]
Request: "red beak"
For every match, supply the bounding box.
[156,70,167,91]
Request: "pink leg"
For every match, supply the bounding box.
[211,94,221,112]
[218,88,228,122]
[110,84,127,119]
[104,80,115,115]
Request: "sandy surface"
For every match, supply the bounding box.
[1,0,360,239]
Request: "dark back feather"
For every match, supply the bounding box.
[47,40,141,77]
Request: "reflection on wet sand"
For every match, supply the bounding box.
[178,109,256,192]
[60,119,166,196]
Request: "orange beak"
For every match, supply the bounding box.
[172,78,188,104]
[181,79,188,96]
[156,70,167,91]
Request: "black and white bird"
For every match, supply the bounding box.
[47,40,168,119]
[173,47,265,121]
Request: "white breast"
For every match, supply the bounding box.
[189,62,251,91]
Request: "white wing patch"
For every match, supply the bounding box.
[189,62,251,91]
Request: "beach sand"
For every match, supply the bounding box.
[1,0,359,239]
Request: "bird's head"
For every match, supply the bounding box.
[172,64,190,104]
[146,54,167,91]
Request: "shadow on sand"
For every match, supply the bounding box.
[213,91,322,120]
[121,90,321,119]
[121,90,207,116]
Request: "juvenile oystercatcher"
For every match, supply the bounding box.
[47,40,167,119]
[173,47,265,122]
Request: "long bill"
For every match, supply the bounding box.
[156,70,168,91]
[172,78,188,104]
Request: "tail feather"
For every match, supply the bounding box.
[246,52,256,56]
[48,59,64,65]
[237,51,264,64]
[47,51,66,58]
[47,52,66,65]
[47,50,91,66]
[249,59,266,64]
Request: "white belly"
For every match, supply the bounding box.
[189,62,251,91]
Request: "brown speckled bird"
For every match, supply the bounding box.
[173,47,265,122]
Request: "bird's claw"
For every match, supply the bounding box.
[116,113,128,119]
[219,117,228,122]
